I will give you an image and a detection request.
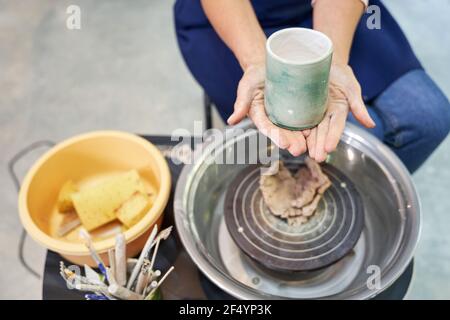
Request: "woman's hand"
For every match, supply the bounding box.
[227,63,311,156]
[202,0,371,160]
[306,63,375,162]
[227,62,375,159]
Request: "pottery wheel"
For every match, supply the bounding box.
[224,163,364,272]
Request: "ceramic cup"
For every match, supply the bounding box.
[265,28,333,130]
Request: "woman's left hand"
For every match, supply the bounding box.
[306,63,376,162]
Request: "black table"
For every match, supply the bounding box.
[42,135,414,300]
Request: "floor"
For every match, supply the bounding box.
[0,0,449,299]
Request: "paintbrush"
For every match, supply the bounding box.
[79,229,109,281]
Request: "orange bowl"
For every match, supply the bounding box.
[18,131,171,266]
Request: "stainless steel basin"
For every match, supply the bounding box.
[174,120,421,299]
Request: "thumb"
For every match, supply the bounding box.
[227,76,254,125]
[346,82,376,128]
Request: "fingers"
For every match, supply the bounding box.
[302,129,311,138]
[331,64,375,129]
[287,133,307,157]
[307,127,317,158]
[314,115,331,162]
[347,83,376,129]
[324,109,346,153]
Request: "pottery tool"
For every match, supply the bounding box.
[60,276,107,292]
[224,163,364,272]
[148,238,160,272]
[127,224,158,290]
[150,269,161,282]
[108,248,116,280]
[144,280,158,296]
[142,272,155,295]
[84,264,105,285]
[134,261,151,294]
[152,226,173,247]
[59,262,102,289]
[106,267,117,286]
[126,259,137,273]
[76,284,107,292]
[114,233,127,286]
[144,266,174,300]
[108,284,143,300]
[59,266,84,289]
[56,213,81,237]
[60,275,107,295]
[58,225,175,300]
[139,269,157,295]
[79,229,108,280]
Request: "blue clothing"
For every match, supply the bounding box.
[174,0,450,172]
[174,0,422,111]
[347,70,450,172]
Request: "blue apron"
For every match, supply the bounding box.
[174,0,422,120]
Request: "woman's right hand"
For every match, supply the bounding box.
[227,63,310,156]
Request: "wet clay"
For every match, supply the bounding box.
[259,158,331,226]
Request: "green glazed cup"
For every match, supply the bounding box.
[265,28,333,130]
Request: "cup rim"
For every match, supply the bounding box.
[266,27,333,66]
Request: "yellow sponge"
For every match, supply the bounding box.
[57,180,78,213]
[116,192,152,228]
[71,170,146,231]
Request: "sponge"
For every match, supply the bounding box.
[116,192,152,228]
[57,180,78,213]
[71,170,146,231]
